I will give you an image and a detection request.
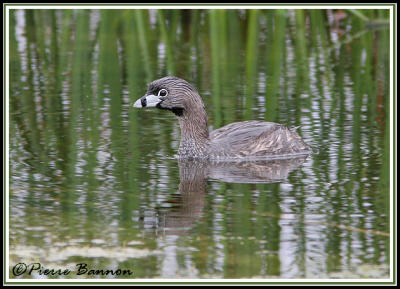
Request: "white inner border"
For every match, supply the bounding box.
[4,4,396,284]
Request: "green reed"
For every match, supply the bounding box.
[157,10,176,75]
[134,10,153,81]
[244,10,260,120]
[209,9,222,127]
[265,9,287,122]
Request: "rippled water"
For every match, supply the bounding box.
[8,9,390,279]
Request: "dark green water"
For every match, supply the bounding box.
[9,9,390,279]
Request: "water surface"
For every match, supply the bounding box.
[9,9,390,279]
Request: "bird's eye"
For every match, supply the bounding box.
[158,89,168,97]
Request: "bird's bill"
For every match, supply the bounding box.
[133,94,162,108]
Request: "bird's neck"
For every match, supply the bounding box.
[177,105,210,158]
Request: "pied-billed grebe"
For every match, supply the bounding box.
[133,76,311,160]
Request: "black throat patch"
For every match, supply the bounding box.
[156,103,184,117]
[171,107,184,117]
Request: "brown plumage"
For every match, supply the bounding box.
[133,76,311,160]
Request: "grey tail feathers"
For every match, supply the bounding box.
[290,126,301,132]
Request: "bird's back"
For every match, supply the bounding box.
[209,121,310,159]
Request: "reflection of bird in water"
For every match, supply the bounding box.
[141,156,308,235]
[207,157,308,183]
